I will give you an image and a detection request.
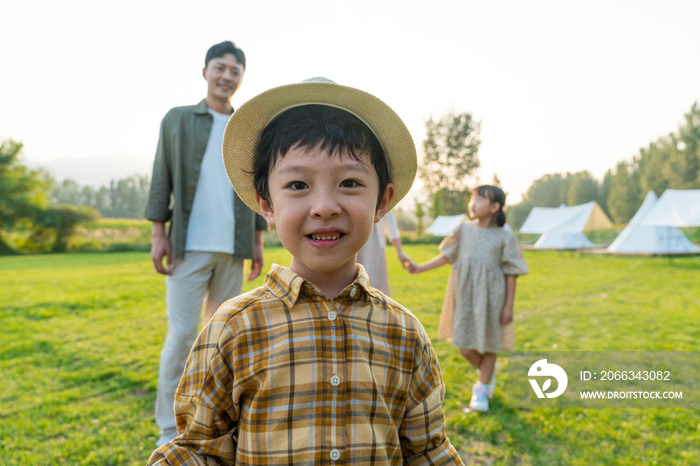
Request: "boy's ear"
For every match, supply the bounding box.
[256,193,276,226]
[374,183,395,223]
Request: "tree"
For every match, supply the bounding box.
[607,161,642,223]
[506,201,535,230]
[636,139,670,196]
[521,173,569,207]
[419,111,481,212]
[104,175,150,218]
[51,178,83,205]
[35,204,98,252]
[598,170,613,216]
[0,139,97,253]
[566,171,598,206]
[393,207,416,232]
[0,140,50,251]
[414,199,426,235]
[429,187,470,218]
[674,101,700,186]
[50,174,151,219]
[491,173,502,187]
[635,102,700,195]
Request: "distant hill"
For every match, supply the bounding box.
[25,155,153,187]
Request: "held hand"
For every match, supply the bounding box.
[500,304,514,324]
[397,250,412,271]
[247,244,264,281]
[406,259,422,274]
[151,234,173,275]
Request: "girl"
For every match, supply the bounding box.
[407,185,528,412]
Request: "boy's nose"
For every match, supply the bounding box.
[310,191,341,219]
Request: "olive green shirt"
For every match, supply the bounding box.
[145,99,267,259]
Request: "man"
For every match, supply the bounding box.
[145,40,267,447]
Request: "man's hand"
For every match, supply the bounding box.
[151,221,173,275]
[247,231,264,281]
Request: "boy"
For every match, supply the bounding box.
[147,78,463,465]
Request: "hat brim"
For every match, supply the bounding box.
[222,81,417,215]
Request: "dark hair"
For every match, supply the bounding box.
[205,41,246,69]
[253,105,390,211]
[472,185,506,227]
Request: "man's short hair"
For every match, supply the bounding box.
[253,105,391,210]
[205,41,246,69]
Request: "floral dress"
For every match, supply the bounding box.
[438,221,528,353]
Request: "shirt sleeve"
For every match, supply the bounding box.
[400,329,464,466]
[147,322,239,466]
[145,114,174,222]
[501,230,529,276]
[383,210,400,241]
[438,223,462,264]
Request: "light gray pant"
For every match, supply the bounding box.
[155,251,244,439]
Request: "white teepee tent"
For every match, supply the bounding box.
[535,231,594,249]
[520,201,613,249]
[640,189,700,228]
[427,215,466,236]
[608,191,700,254]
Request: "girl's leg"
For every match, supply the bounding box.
[478,353,497,384]
[459,348,483,370]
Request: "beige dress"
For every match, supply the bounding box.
[438,221,528,353]
[356,211,400,296]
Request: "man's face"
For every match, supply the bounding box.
[257,145,394,279]
[202,53,244,103]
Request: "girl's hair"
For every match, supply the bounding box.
[472,185,507,227]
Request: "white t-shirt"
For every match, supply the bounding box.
[185,109,235,254]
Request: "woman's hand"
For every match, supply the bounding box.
[397,250,412,270]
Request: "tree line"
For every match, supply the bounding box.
[0,139,151,253]
[1,140,97,253]
[51,175,151,219]
[416,102,700,229]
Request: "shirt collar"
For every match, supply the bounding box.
[194,99,235,116]
[194,99,209,115]
[264,263,375,308]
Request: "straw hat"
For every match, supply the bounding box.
[222,77,417,215]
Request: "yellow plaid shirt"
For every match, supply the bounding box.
[147,264,463,466]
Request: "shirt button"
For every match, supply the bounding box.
[328,311,337,321]
[330,375,341,387]
[330,449,341,461]
[349,287,357,297]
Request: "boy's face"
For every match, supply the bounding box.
[257,145,394,279]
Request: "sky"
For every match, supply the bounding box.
[2,0,699,208]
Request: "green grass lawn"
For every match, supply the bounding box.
[1,247,699,465]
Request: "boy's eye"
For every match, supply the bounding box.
[340,179,361,188]
[288,181,308,190]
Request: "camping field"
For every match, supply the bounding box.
[1,247,699,465]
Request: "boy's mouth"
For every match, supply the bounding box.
[307,232,345,242]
